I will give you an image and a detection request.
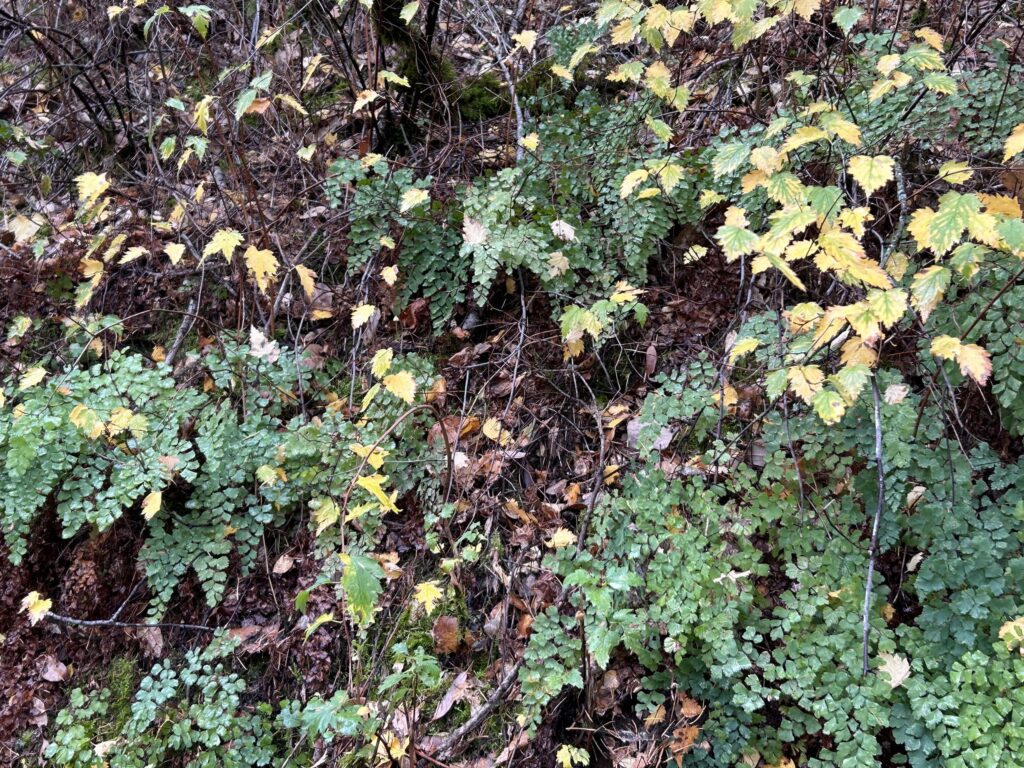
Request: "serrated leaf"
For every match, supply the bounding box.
[353,89,379,112]
[787,365,824,403]
[351,304,377,328]
[728,337,760,363]
[371,348,394,378]
[355,473,399,513]
[19,591,51,625]
[381,265,399,285]
[244,245,279,294]
[812,388,846,424]
[74,172,110,205]
[400,187,430,213]
[512,30,537,52]
[19,367,47,390]
[546,527,575,548]
[878,653,911,688]
[383,370,416,403]
[620,168,650,198]
[910,265,950,321]
[413,581,444,614]
[141,490,162,520]
[1004,123,1024,162]
[848,155,894,197]
[340,552,384,626]
[712,142,751,177]
[956,343,992,386]
[832,5,863,34]
[203,228,244,263]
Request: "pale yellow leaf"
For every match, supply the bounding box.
[19,367,46,391]
[848,155,895,197]
[203,228,244,263]
[400,188,429,213]
[546,527,575,548]
[141,490,162,520]
[165,242,185,264]
[351,303,377,328]
[383,370,416,403]
[413,581,444,614]
[19,591,51,625]
[294,264,316,299]
[243,245,279,294]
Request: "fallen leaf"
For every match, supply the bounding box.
[431,670,470,720]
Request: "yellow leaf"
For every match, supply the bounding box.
[294,264,316,299]
[610,280,643,303]
[841,335,878,366]
[749,146,783,174]
[915,27,944,51]
[551,63,573,81]
[956,343,992,386]
[1003,123,1024,162]
[371,348,394,378]
[413,581,444,614]
[356,473,400,512]
[546,527,575,548]
[980,193,1022,218]
[311,497,340,536]
[780,125,827,153]
[165,243,185,264]
[19,591,51,625]
[379,265,398,286]
[349,442,389,470]
[787,365,824,403]
[848,155,895,197]
[999,616,1024,650]
[383,370,416,403]
[512,30,538,52]
[620,168,650,198]
[908,207,935,251]
[141,490,162,520]
[74,172,110,204]
[728,337,760,363]
[351,304,377,328]
[519,132,539,151]
[275,92,308,115]
[876,54,902,76]
[399,188,429,213]
[793,0,820,20]
[939,160,973,185]
[481,417,510,445]
[930,335,961,360]
[243,245,279,294]
[19,367,47,390]
[203,228,244,263]
[353,89,379,112]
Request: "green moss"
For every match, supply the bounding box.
[106,656,138,734]
[456,71,509,122]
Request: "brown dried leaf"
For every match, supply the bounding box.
[433,615,461,655]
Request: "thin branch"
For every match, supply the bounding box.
[862,377,886,676]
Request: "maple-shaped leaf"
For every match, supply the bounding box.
[383,370,416,403]
[1004,123,1024,162]
[413,581,444,614]
[878,652,911,688]
[19,591,51,625]
[203,228,244,262]
[141,490,162,520]
[938,160,973,185]
[400,187,430,213]
[848,155,895,197]
[351,304,377,328]
[74,172,110,204]
[371,349,393,378]
[546,527,575,548]
[793,0,821,21]
[244,245,279,294]
[512,30,537,52]
[787,365,824,403]
[930,335,961,360]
